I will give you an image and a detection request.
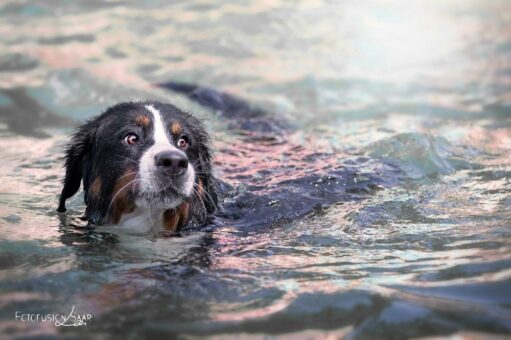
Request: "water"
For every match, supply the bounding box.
[1,1,510,338]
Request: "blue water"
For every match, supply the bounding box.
[0,1,510,338]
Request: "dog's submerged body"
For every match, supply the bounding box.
[58,101,217,233]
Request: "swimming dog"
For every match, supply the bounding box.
[57,101,217,233]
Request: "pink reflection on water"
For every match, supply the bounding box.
[465,127,511,159]
[214,133,348,190]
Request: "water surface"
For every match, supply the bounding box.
[0,1,510,338]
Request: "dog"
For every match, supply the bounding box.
[57,101,217,233]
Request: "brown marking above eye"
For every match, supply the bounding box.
[90,177,102,197]
[170,122,182,136]
[135,115,150,127]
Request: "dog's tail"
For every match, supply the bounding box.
[155,81,290,134]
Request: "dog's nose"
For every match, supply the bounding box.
[155,151,188,175]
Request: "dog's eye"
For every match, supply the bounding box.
[124,133,139,145]
[177,136,188,149]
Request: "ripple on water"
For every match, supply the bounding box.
[363,133,479,179]
[0,0,511,338]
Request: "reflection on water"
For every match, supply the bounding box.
[0,0,510,338]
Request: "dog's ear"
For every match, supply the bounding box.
[199,174,218,214]
[197,137,218,214]
[184,114,218,215]
[57,121,97,212]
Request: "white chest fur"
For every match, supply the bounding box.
[117,206,164,233]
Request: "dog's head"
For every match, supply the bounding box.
[58,101,217,230]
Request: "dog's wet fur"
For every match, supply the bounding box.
[58,84,400,236]
[58,101,217,233]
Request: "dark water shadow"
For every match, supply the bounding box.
[0,87,74,138]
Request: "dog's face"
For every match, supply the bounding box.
[58,102,217,230]
[103,103,198,208]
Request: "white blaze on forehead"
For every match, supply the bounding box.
[136,104,195,212]
[145,104,172,146]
